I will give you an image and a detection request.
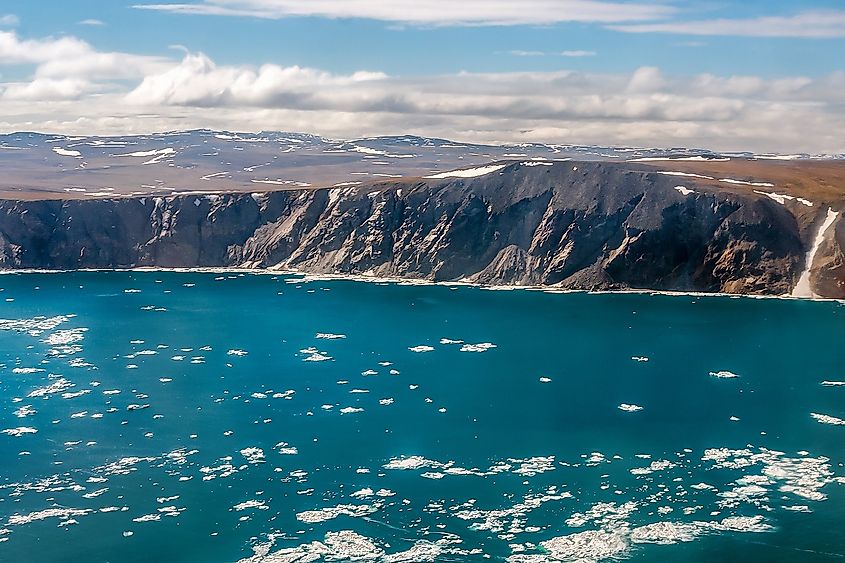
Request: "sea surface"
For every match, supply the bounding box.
[1,271,844,562]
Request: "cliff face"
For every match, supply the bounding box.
[0,161,840,297]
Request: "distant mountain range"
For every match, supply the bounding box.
[1,129,841,200]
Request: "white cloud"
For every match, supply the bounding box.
[0,31,171,101]
[1,31,844,153]
[509,50,596,57]
[0,31,89,64]
[2,78,92,101]
[0,14,18,27]
[0,30,170,86]
[626,66,665,93]
[610,10,845,38]
[133,0,675,26]
[560,50,596,57]
[125,52,387,106]
[79,19,106,26]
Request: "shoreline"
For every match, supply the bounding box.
[1,266,842,304]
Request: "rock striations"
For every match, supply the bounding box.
[0,161,842,298]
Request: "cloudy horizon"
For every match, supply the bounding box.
[1,1,844,153]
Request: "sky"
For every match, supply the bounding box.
[0,0,843,152]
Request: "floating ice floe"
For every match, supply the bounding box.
[300,347,332,362]
[821,381,845,387]
[1,427,37,437]
[408,345,434,353]
[316,333,346,339]
[630,459,675,475]
[233,500,268,511]
[28,378,74,398]
[811,413,845,426]
[384,456,435,471]
[274,442,298,455]
[8,507,91,526]
[618,404,644,413]
[13,405,35,418]
[240,447,265,464]
[459,342,497,353]
[227,349,248,356]
[12,367,45,374]
[709,370,739,379]
[295,504,377,523]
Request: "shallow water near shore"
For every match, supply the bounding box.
[1,271,844,562]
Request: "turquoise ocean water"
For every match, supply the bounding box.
[0,271,844,562]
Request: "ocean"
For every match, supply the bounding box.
[0,271,844,562]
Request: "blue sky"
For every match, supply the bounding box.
[0,1,843,151]
[5,0,845,77]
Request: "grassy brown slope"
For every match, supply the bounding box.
[638,159,845,206]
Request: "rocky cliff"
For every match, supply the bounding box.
[0,161,842,297]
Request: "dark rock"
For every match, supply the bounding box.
[0,161,836,297]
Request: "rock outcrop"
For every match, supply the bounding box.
[0,161,841,297]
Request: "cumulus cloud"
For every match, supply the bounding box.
[0,31,170,100]
[1,31,844,153]
[0,14,18,27]
[610,10,845,38]
[0,31,167,78]
[125,52,387,106]
[133,0,675,26]
[78,19,106,26]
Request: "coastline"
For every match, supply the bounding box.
[2,266,842,304]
